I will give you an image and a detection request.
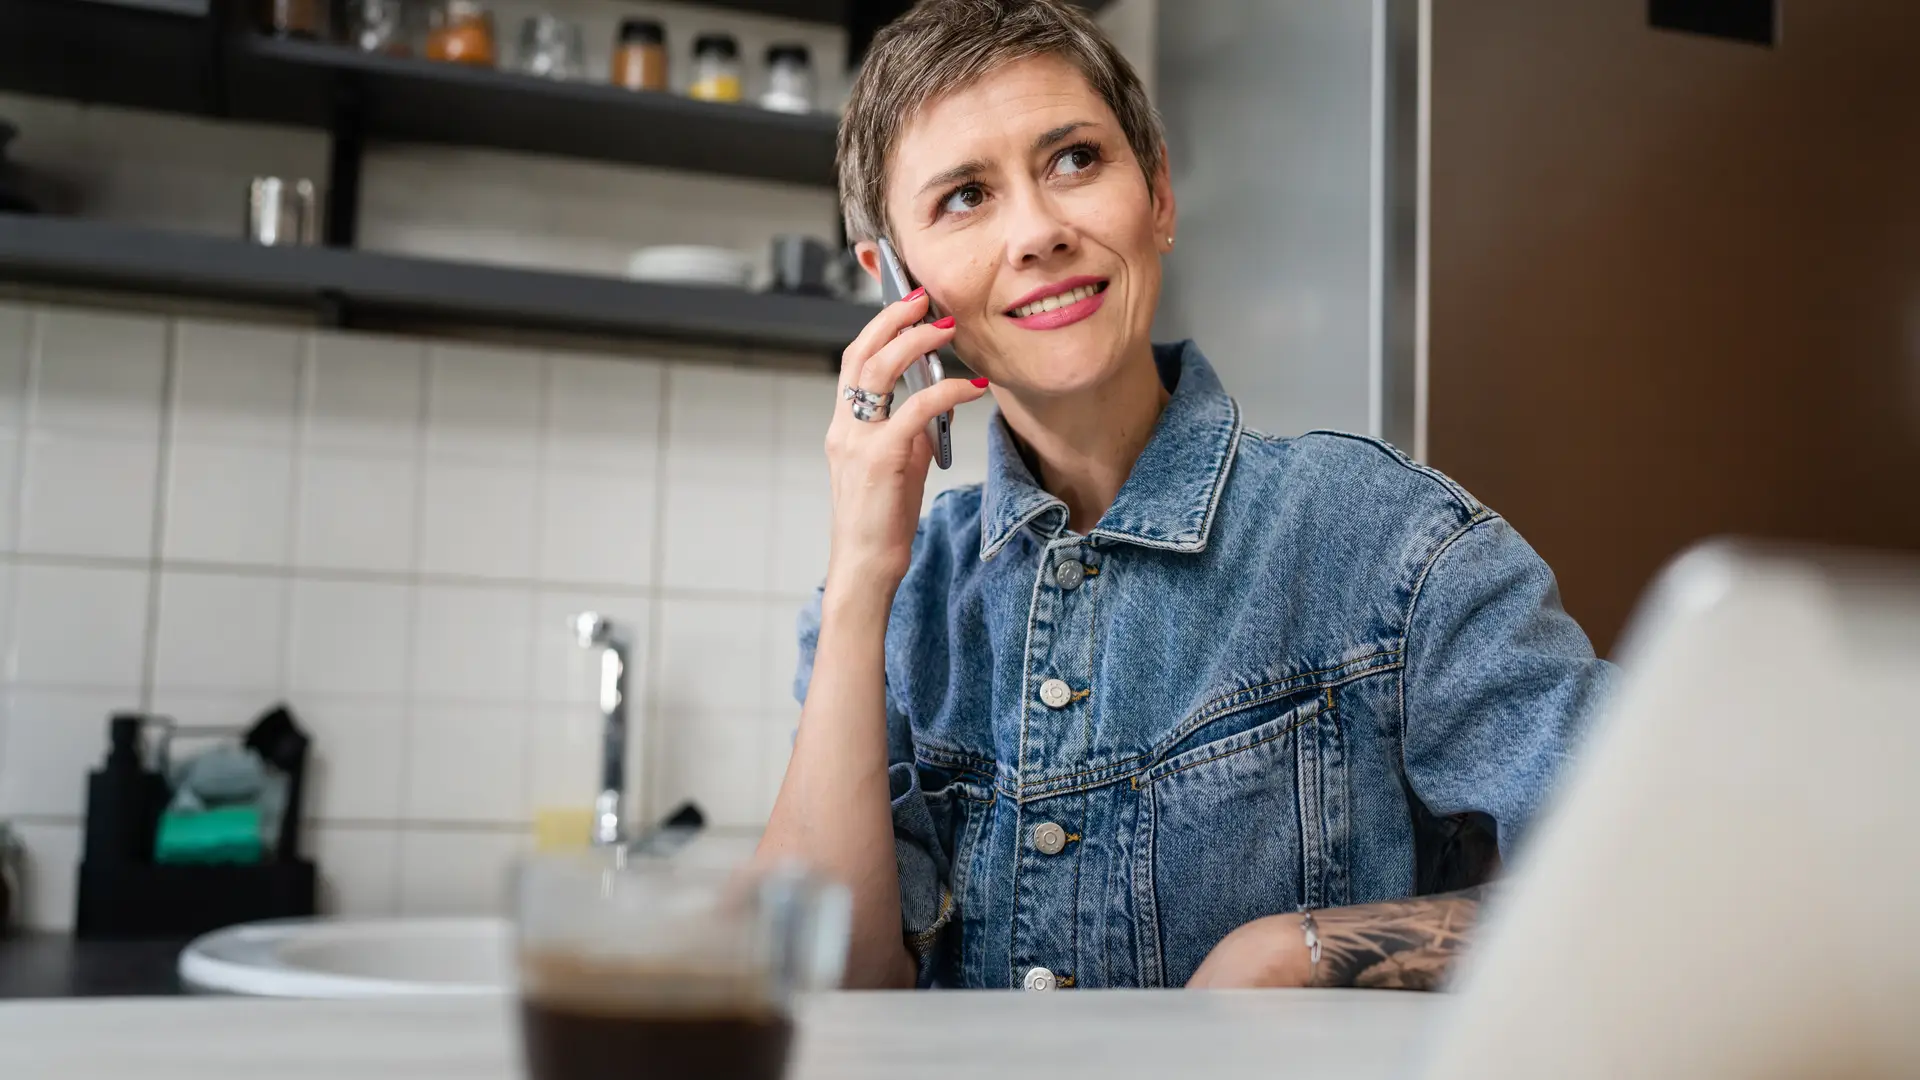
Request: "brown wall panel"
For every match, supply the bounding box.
[1427,0,1920,654]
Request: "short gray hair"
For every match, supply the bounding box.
[836,0,1165,242]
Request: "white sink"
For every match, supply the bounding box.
[178,833,763,997]
[179,917,512,998]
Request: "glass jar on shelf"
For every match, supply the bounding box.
[261,0,327,39]
[611,18,668,92]
[349,0,409,55]
[687,32,742,103]
[760,43,814,114]
[348,0,408,54]
[425,0,497,67]
[515,14,585,80]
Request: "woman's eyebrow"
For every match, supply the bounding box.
[1032,120,1095,151]
[912,121,1097,201]
[916,160,988,200]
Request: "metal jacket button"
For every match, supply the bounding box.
[1054,560,1085,590]
[1032,822,1067,855]
[1023,966,1058,991]
[1038,678,1073,709]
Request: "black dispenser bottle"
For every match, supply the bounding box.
[81,714,168,865]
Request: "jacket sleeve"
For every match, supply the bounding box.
[1400,515,1617,858]
[793,588,954,987]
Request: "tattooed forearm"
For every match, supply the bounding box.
[1304,884,1491,991]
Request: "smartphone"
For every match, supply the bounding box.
[875,237,953,470]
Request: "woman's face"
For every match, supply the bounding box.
[863,54,1175,397]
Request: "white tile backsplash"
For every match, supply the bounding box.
[417,460,539,579]
[0,302,834,928]
[426,343,544,464]
[0,303,32,430]
[655,710,768,830]
[287,578,413,696]
[29,308,168,437]
[536,471,655,587]
[298,697,408,820]
[162,441,296,565]
[405,702,528,823]
[769,483,831,596]
[17,431,159,559]
[655,596,769,715]
[151,571,287,693]
[12,820,82,932]
[0,431,19,553]
[543,353,664,473]
[527,702,602,809]
[310,824,400,916]
[659,365,780,592]
[0,688,133,816]
[8,563,150,689]
[305,333,426,454]
[295,452,421,573]
[763,601,804,712]
[171,321,303,446]
[411,585,534,702]
[397,826,527,916]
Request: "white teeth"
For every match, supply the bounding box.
[1011,283,1102,318]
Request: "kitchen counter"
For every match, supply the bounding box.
[0,989,1442,1078]
[0,934,190,998]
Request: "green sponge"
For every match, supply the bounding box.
[154,806,264,865]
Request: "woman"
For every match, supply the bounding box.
[758,0,1613,991]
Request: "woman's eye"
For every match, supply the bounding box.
[941,185,985,215]
[1056,146,1098,176]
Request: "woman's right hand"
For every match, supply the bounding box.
[823,288,989,596]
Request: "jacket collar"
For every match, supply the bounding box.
[979,340,1242,560]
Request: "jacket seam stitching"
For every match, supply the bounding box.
[1298,429,1483,515]
[1133,707,1328,788]
[1006,664,1389,802]
[1397,510,1503,773]
[1162,649,1401,753]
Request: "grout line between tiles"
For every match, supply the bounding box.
[5,307,39,558]
[135,319,181,713]
[280,330,316,700]
[7,813,82,827]
[390,346,433,894]
[640,362,674,825]
[0,551,813,604]
[516,351,555,821]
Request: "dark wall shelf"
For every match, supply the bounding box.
[0,216,872,354]
[224,36,841,187]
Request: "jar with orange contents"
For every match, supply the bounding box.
[426,0,497,67]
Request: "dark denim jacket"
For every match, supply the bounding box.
[794,341,1613,989]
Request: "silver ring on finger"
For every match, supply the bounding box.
[844,384,893,423]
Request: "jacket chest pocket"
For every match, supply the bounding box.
[1128,693,1346,988]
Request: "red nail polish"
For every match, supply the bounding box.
[933,315,956,329]
[905,287,926,303]
[970,377,990,388]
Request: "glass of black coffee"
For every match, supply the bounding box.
[514,852,850,1080]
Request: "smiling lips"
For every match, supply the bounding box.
[1005,277,1110,330]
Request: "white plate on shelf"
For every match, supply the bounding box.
[624,245,754,289]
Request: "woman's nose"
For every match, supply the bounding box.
[1003,194,1077,267]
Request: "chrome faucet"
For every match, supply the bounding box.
[570,612,632,848]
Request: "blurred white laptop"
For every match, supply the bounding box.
[1423,541,1920,1080]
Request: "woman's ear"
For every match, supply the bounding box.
[1150,143,1177,251]
[853,239,884,283]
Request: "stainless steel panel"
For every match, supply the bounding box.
[1154,0,1389,438]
